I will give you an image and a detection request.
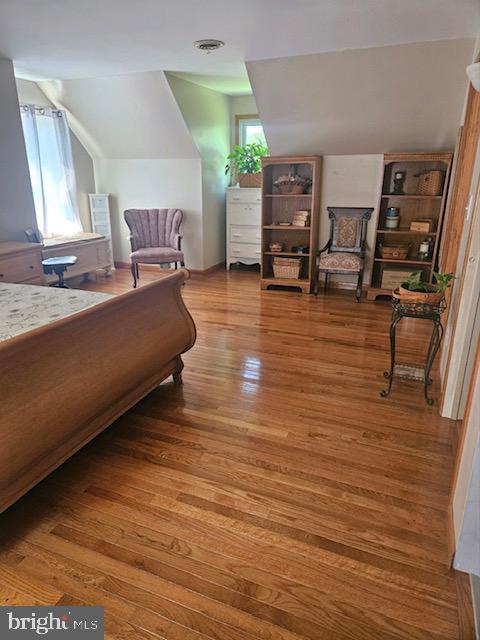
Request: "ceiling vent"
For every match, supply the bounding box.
[193,39,225,54]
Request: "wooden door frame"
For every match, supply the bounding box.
[440,82,480,413]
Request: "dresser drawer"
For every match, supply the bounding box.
[230,225,261,244]
[229,243,261,260]
[0,254,42,283]
[228,203,261,226]
[227,189,261,205]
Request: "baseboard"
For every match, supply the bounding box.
[114,261,225,275]
[472,575,480,640]
[455,570,477,639]
[446,503,456,568]
[318,281,369,292]
[190,261,225,275]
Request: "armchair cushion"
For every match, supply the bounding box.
[318,252,361,272]
[131,247,183,264]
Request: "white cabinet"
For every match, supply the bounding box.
[226,187,261,269]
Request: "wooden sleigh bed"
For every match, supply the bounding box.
[0,270,196,513]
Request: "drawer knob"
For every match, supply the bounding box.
[29,265,34,269]
[0,274,3,278]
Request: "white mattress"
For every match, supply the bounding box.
[0,283,112,342]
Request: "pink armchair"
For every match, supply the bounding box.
[124,208,185,288]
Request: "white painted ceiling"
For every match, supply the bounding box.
[1,0,479,95]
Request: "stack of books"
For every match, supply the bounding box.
[292,210,310,227]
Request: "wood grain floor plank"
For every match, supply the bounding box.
[0,269,469,639]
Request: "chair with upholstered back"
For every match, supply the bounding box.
[314,207,373,302]
[124,208,185,288]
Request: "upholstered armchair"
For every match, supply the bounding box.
[314,207,373,302]
[124,208,185,288]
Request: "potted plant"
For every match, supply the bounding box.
[396,270,455,303]
[225,142,268,188]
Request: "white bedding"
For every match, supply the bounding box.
[0,283,112,341]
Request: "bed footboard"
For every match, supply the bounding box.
[0,270,196,512]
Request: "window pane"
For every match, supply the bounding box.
[245,124,267,147]
[239,118,267,149]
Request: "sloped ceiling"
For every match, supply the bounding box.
[3,1,479,95]
[39,70,199,159]
[248,38,475,155]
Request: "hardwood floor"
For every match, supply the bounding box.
[0,268,473,639]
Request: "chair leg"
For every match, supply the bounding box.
[174,262,178,270]
[131,261,137,288]
[180,261,185,268]
[136,263,140,279]
[324,272,329,294]
[355,269,363,302]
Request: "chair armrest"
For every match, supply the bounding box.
[172,234,183,251]
[127,233,142,252]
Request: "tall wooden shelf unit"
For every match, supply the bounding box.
[367,152,453,301]
[261,155,322,293]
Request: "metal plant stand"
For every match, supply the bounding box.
[380,296,447,405]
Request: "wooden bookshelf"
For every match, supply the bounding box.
[367,152,453,301]
[260,156,322,293]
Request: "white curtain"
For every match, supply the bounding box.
[20,104,82,238]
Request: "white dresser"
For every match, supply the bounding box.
[226,187,262,269]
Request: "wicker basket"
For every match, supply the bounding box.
[273,256,301,279]
[416,170,444,196]
[394,286,443,304]
[276,184,306,194]
[379,244,410,260]
[238,172,262,188]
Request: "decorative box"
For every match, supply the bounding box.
[381,267,414,290]
[410,219,434,232]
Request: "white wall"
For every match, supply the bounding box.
[40,70,205,268]
[167,75,231,268]
[15,79,95,232]
[0,60,36,242]
[320,155,384,286]
[247,38,474,155]
[94,159,203,268]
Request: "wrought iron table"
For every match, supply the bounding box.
[380,296,446,405]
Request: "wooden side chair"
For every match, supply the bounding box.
[314,207,373,302]
[124,209,185,288]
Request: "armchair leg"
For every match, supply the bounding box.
[131,261,138,288]
[180,261,185,268]
[324,273,329,294]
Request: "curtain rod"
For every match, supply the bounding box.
[20,103,64,117]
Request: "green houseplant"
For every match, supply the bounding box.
[225,143,268,188]
[397,270,455,303]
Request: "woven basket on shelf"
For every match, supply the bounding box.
[276,184,306,194]
[416,170,443,196]
[379,244,409,260]
[272,256,301,279]
[238,172,262,188]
